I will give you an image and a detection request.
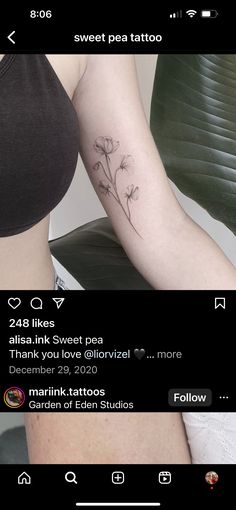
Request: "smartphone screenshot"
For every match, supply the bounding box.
[0,6,235,508]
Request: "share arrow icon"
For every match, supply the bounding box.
[52,298,65,309]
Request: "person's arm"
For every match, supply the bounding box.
[73,55,236,290]
[25,412,191,463]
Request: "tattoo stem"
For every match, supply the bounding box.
[100,161,112,183]
[94,136,142,237]
[126,198,131,220]
[109,160,140,235]
[105,155,113,183]
[106,153,141,237]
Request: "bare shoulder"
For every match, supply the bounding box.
[75,55,137,99]
[82,54,135,77]
[45,54,88,99]
[44,55,136,101]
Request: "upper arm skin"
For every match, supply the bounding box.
[73,55,185,283]
[73,55,236,290]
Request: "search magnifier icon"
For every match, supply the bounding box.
[65,471,78,484]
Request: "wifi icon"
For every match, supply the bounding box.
[186,9,197,17]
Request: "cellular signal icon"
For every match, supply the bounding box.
[170,10,182,18]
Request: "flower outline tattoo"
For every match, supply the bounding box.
[93,136,141,237]
[124,184,140,220]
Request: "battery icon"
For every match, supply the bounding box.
[201,9,218,18]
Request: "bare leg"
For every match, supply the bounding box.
[25,412,191,463]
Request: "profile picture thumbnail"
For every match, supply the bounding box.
[205,471,219,485]
[4,387,25,408]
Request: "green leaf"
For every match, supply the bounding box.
[150,54,236,235]
[49,217,152,290]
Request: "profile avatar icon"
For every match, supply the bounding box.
[4,387,25,408]
[205,471,219,485]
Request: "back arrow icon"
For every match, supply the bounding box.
[8,30,16,44]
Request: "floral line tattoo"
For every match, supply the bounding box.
[93,136,141,237]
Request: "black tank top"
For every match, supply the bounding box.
[0,54,79,237]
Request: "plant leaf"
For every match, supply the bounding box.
[150,54,236,235]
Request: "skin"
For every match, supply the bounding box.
[1,54,236,290]
[2,54,236,463]
[25,412,190,464]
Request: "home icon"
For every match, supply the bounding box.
[18,472,31,485]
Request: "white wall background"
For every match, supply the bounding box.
[2,54,236,432]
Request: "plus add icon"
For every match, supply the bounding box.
[112,471,125,484]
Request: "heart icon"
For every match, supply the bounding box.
[8,298,21,309]
[134,348,145,360]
